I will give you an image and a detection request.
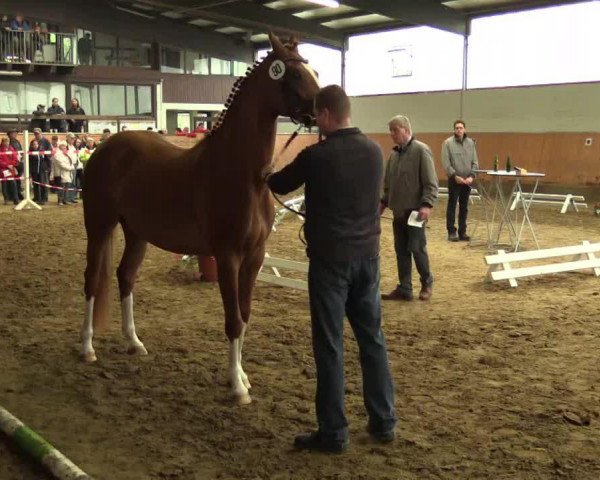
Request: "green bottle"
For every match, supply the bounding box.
[493,154,498,172]
[506,155,512,172]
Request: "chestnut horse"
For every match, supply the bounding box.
[80,33,319,405]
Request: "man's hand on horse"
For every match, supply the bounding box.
[261,164,275,182]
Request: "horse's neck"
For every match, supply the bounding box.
[208,77,278,170]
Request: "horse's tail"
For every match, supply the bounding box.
[92,230,114,332]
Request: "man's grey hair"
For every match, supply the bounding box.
[388,115,412,135]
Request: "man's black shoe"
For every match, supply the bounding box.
[294,431,348,454]
[381,287,413,301]
[448,232,459,242]
[367,426,395,443]
[459,234,471,241]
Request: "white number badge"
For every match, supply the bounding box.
[269,60,286,80]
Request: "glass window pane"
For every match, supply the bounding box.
[346,26,464,95]
[126,85,136,115]
[210,58,231,75]
[99,85,125,115]
[119,39,152,68]
[468,2,600,88]
[25,82,66,114]
[137,86,152,115]
[233,61,248,76]
[184,50,198,74]
[94,32,117,47]
[194,56,210,75]
[94,47,117,66]
[0,81,26,114]
[297,44,341,87]
[161,47,184,73]
[72,84,98,115]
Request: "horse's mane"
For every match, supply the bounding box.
[207,54,269,136]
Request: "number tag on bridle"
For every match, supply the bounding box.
[269,60,286,80]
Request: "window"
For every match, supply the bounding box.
[119,38,152,68]
[161,47,184,73]
[233,61,248,76]
[468,2,600,88]
[72,84,98,115]
[99,85,126,115]
[70,83,152,116]
[345,26,463,95]
[210,58,232,75]
[0,81,66,114]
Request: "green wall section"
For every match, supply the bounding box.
[351,82,600,134]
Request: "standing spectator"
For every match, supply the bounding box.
[77,32,92,65]
[441,120,479,242]
[0,137,20,205]
[380,115,438,302]
[31,129,52,204]
[1,15,11,61]
[65,133,79,203]
[10,14,30,62]
[99,128,111,143]
[66,98,86,133]
[51,141,75,206]
[7,128,24,200]
[29,104,47,132]
[46,97,66,132]
[78,137,95,198]
[265,85,397,453]
[28,139,50,204]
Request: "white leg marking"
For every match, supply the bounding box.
[229,338,251,405]
[81,297,96,362]
[121,294,148,356]
[238,323,251,390]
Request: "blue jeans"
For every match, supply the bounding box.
[308,255,396,442]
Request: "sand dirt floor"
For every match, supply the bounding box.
[1,189,600,480]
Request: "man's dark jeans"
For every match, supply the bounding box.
[308,255,396,442]
[392,215,433,295]
[446,178,472,236]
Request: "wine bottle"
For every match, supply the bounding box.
[493,154,499,172]
[506,155,512,172]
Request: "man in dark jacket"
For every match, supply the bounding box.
[66,98,86,133]
[46,97,66,132]
[29,104,47,132]
[264,85,396,453]
[30,128,52,203]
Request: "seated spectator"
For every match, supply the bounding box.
[0,137,20,205]
[66,98,86,133]
[47,97,66,132]
[51,141,75,206]
[30,104,47,132]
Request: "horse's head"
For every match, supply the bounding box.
[265,32,320,127]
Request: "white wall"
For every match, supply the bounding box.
[351,82,600,133]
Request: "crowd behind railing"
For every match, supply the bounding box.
[1,13,76,64]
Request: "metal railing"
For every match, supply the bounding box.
[0,114,155,133]
[0,29,76,65]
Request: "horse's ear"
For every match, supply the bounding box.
[268,32,286,57]
[286,36,299,51]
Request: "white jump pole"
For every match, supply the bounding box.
[15,130,42,211]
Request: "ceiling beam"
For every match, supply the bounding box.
[341,0,467,35]
[130,0,346,48]
[2,0,254,61]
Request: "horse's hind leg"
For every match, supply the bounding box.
[82,221,117,362]
[117,221,148,356]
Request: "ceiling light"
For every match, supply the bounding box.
[305,0,340,8]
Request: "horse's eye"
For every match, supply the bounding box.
[292,71,302,80]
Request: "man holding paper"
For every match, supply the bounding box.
[380,115,438,301]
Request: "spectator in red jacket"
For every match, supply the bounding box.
[0,137,20,205]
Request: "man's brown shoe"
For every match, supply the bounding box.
[418,287,432,301]
[382,287,413,301]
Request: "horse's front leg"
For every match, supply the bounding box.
[237,245,266,391]
[217,254,251,405]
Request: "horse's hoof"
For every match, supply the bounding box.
[235,393,252,406]
[82,352,97,363]
[127,344,148,356]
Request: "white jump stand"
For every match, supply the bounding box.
[474,169,545,252]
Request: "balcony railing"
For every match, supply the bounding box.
[0,114,155,134]
[0,30,77,66]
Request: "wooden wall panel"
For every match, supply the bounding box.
[161,74,237,104]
